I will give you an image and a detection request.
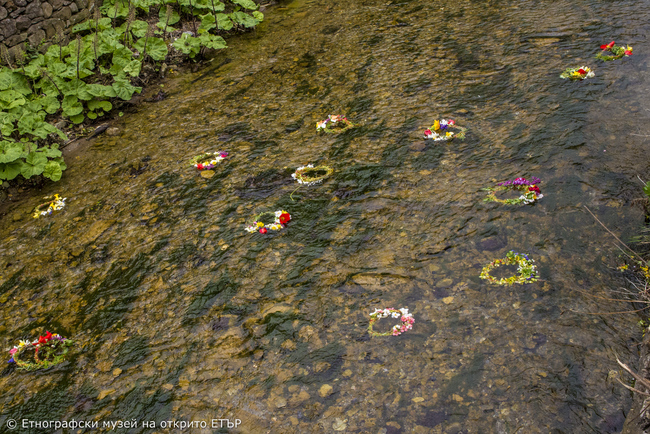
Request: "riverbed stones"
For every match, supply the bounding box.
[319,384,333,398]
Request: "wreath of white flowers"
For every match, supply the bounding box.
[368,308,415,337]
[316,115,356,134]
[189,151,228,170]
[292,164,334,186]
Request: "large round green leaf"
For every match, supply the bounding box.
[133,37,169,62]
[216,13,233,30]
[230,11,260,28]
[20,151,48,178]
[62,95,84,116]
[130,20,150,38]
[43,160,64,182]
[231,0,257,10]
[0,161,22,180]
[158,7,180,25]
[0,140,24,163]
[199,34,227,50]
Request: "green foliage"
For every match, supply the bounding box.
[172,33,203,58]
[644,182,650,199]
[0,0,262,183]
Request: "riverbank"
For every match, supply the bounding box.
[0,0,269,207]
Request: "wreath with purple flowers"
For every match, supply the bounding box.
[483,177,543,205]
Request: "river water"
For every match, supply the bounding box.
[1,0,650,431]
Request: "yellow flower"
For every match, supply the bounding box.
[433,120,440,132]
[618,264,629,271]
[626,45,633,53]
[257,222,264,228]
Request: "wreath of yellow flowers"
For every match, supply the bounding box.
[479,251,539,285]
[33,194,66,219]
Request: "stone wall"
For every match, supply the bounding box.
[0,0,90,61]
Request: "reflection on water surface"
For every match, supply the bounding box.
[1,0,650,431]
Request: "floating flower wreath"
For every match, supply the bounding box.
[483,177,543,206]
[480,251,539,285]
[596,41,633,61]
[32,194,66,219]
[368,308,415,337]
[189,151,228,171]
[292,164,334,186]
[290,164,334,200]
[424,119,466,141]
[8,331,73,371]
[316,115,356,134]
[244,210,291,234]
[560,66,595,80]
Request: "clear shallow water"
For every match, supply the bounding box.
[1,0,650,431]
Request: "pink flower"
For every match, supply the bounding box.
[9,347,17,355]
[448,120,455,125]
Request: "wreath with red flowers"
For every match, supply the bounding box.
[244,210,292,234]
[560,66,595,80]
[189,151,228,171]
[483,177,543,205]
[316,115,356,134]
[596,41,633,61]
[8,332,74,371]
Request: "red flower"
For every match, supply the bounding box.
[528,186,541,194]
[259,227,267,234]
[279,212,291,225]
[577,68,586,75]
[448,120,455,125]
[38,331,53,345]
[600,41,615,50]
[424,129,432,137]
[197,163,203,170]
[625,49,633,56]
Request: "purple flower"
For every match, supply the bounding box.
[8,357,14,363]
[497,177,542,187]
